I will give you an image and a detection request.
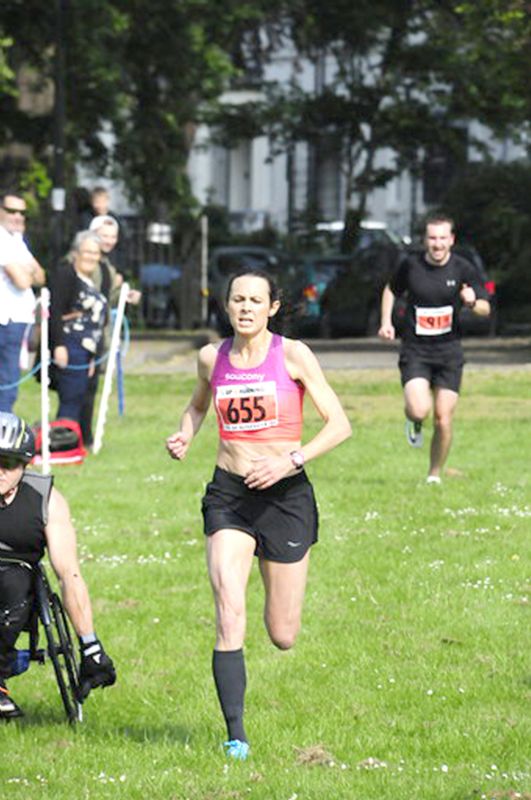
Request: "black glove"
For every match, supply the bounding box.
[78,638,116,702]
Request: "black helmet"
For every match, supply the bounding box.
[0,412,35,464]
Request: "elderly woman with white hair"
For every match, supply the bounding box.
[49,230,108,429]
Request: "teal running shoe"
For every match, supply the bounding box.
[224,739,250,760]
[405,419,423,448]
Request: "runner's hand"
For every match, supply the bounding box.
[166,431,190,460]
[378,322,395,340]
[244,454,293,490]
[78,639,116,702]
[460,283,476,308]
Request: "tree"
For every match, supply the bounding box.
[0,0,282,220]
[1,1,529,233]
[210,0,530,233]
[440,159,531,283]
[0,33,15,95]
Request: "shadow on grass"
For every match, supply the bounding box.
[15,707,194,746]
[16,705,193,746]
[14,702,74,728]
[112,724,193,745]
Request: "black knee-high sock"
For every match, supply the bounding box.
[212,649,247,743]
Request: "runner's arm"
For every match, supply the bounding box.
[287,340,352,464]
[460,284,490,316]
[378,284,396,339]
[166,345,214,460]
[460,262,491,317]
[45,488,95,637]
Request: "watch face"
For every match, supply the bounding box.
[291,451,304,469]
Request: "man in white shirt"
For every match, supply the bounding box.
[0,192,45,412]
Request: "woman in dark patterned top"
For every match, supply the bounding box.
[49,231,108,427]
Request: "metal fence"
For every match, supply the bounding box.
[27,213,205,331]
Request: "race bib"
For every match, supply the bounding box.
[215,381,279,432]
[415,305,453,336]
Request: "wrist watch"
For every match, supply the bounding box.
[290,450,305,471]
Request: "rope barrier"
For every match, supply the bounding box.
[0,315,130,390]
[0,361,43,391]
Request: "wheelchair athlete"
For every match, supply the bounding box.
[0,412,116,719]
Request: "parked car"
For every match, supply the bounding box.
[294,219,405,255]
[208,246,303,334]
[291,254,353,336]
[139,263,182,328]
[318,244,398,337]
[495,271,531,335]
[393,244,498,337]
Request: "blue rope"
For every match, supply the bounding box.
[51,351,110,370]
[0,361,43,390]
[0,314,130,389]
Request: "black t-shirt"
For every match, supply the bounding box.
[390,252,487,349]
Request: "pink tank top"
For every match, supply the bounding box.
[211,334,304,442]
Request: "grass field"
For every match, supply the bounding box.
[4,365,530,800]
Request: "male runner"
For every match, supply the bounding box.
[378,215,490,483]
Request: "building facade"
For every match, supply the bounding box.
[186,44,525,240]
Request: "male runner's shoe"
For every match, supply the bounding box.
[0,684,24,720]
[405,419,423,448]
[426,475,441,485]
[224,739,250,760]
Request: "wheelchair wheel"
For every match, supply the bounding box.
[35,569,82,724]
[49,592,83,724]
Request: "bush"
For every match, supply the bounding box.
[441,160,531,278]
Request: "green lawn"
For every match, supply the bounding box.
[4,366,530,800]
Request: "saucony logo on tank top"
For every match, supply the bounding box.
[224,372,265,382]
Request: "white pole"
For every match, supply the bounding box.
[200,214,209,326]
[39,288,51,475]
[93,283,129,455]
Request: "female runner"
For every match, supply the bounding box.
[166,269,351,759]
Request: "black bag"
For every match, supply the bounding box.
[31,420,87,465]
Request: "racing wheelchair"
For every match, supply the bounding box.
[3,559,82,724]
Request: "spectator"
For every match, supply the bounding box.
[89,215,140,306]
[49,231,107,431]
[75,215,140,446]
[80,187,128,273]
[0,192,45,412]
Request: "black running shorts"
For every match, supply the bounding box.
[399,344,464,393]
[201,467,319,563]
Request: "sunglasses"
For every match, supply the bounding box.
[2,206,26,216]
[0,456,26,470]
